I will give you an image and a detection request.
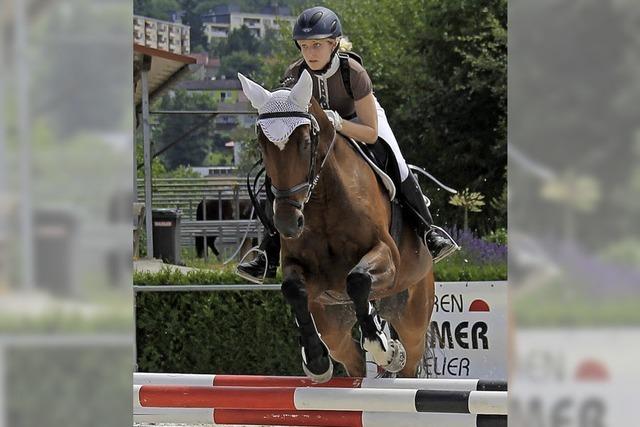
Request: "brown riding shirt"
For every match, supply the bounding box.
[282,56,373,119]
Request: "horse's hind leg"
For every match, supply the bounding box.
[386,270,435,377]
[195,236,204,258]
[281,264,333,383]
[208,236,219,257]
[346,241,405,373]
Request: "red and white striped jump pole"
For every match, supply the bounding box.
[133,384,508,415]
[133,372,507,391]
[134,407,507,427]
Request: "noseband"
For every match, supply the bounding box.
[257,111,337,211]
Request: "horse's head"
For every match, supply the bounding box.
[239,71,334,239]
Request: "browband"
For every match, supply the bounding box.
[258,112,313,120]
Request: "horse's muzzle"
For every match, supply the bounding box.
[274,206,305,239]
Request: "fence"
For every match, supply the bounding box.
[136,177,267,258]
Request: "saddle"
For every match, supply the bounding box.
[344,137,404,245]
[345,137,397,201]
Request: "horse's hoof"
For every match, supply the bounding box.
[302,357,333,383]
[383,339,406,373]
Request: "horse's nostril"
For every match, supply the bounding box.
[297,216,304,228]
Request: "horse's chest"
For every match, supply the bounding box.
[298,235,361,272]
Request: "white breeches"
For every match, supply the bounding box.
[350,96,410,182]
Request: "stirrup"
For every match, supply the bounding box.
[429,225,461,263]
[236,246,269,284]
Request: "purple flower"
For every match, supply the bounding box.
[446,226,508,265]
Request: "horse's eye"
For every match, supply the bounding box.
[304,138,311,147]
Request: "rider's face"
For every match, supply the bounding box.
[299,39,337,70]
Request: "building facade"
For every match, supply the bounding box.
[202,4,296,42]
[134,15,191,54]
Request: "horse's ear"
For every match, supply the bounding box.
[238,73,271,110]
[289,70,312,110]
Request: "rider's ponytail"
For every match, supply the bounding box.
[338,37,353,52]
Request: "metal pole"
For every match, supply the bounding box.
[133,64,139,360]
[0,8,7,291]
[133,293,138,372]
[133,109,138,203]
[133,284,282,292]
[202,195,208,262]
[0,11,6,196]
[16,0,34,290]
[141,56,154,259]
[0,346,6,427]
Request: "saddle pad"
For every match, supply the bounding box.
[345,138,396,201]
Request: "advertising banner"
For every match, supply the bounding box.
[426,281,509,381]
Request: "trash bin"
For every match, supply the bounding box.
[34,209,76,296]
[152,209,181,265]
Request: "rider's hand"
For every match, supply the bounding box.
[323,110,343,131]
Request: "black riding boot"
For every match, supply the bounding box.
[236,230,280,283]
[399,173,459,263]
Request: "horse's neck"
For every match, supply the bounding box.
[312,136,369,208]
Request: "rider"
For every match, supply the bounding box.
[238,6,458,282]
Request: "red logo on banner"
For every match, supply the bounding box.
[575,359,609,382]
[468,299,490,312]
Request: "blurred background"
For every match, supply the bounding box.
[1,0,134,426]
[510,0,640,425]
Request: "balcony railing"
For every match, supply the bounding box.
[134,15,191,55]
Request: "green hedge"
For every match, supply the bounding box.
[136,287,304,375]
[134,267,297,374]
[134,263,505,374]
[137,259,507,285]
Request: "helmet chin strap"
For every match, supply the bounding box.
[311,45,341,75]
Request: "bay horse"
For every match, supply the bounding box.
[238,71,435,381]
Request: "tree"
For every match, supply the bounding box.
[178,0,208,50]
[255,23,299,88]
[214,26,260,57]
[153,90,218,169]
[449,189,486,232]
[218,51,263,79]
[324,0,507,234]
[134,0,179,20]
[242,0,508,233]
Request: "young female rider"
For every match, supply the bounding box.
[237,6,457,282]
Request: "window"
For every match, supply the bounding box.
[243,18,261,26]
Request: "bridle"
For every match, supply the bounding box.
[257,110,337,211]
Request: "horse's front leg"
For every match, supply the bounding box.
[347,240,406,373]
[281,263,333,383]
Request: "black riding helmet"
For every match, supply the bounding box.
[293,6,342,48]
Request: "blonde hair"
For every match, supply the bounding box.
[338,37,353,52]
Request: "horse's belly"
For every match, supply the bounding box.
[287,232,384,304]
[316,289,352,305]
